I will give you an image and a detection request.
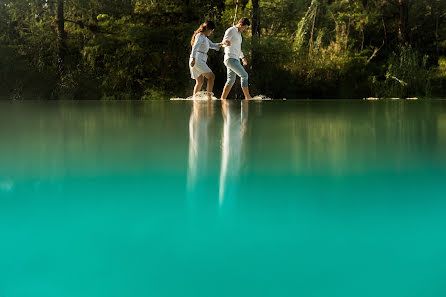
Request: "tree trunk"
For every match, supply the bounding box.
[398,0,409,44]
[251,0,261,79]
[233,0,239,26]
[56,0,66,74]
[362,0,368,9]
[216,0,225,20]
[252,0,260,37]
[240,0,249,10]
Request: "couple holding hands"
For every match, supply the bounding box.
[189,17,252,100]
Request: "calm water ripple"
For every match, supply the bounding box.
[1,99,446,297]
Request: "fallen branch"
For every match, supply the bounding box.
[367,40,384,64]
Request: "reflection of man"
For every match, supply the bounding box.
[186,100,214,199]
[219,100,248,207]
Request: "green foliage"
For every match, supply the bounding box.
[371,46,429,98]
[1,0,445,99]
[427,57,446,98]
[294,0,318,52]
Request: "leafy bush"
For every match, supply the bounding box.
[372,46,429,98]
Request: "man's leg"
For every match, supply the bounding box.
[221,63,236,99]
[226,59,251,99]
[221,85,232,100]
[242,87,252,100]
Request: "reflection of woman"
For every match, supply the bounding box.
[190,21,230,100]
[187,100,214,198]
[219,100,248,207]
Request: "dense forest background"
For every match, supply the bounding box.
[1,0,446,100]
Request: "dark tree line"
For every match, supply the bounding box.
[0,0,445,99]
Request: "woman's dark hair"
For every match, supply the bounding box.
[238,17,251,26]
[191,21,216,46]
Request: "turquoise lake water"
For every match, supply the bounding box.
[1,99,446,297]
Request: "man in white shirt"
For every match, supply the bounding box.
[220,17,252,100]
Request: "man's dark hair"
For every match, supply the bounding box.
[238,17,251,26]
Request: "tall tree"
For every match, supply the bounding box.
[252,0,260,37]
[56,0,66,75]
[398,0,409,43]
[251,0,261,84]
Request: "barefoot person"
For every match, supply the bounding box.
[220,17,252,100]
[190,21,229,100]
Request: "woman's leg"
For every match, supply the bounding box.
[194,75,204,95]
[225,59,251,99]
[202,72,215,100]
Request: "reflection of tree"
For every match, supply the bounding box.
[1,100,445,185]
[292,101,438,173]
[249,101,444,175]
[219,100,248,207]
[0,101,187,180]
[438,113,446,156]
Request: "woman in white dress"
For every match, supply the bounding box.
[190,21,230,100]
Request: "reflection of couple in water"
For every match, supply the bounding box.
[189,18,252,100]
[187,99,248,209]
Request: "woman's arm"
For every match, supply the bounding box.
[208,39,221,51]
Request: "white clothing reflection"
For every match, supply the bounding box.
[219,100,248,207]
[187,100,214,198]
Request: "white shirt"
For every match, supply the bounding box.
[190,34,220,59]
[222,26,245,62]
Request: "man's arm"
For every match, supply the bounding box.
[222,28,233,45]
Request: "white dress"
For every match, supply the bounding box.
[189,33,220,79]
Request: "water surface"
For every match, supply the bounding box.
[1,99,446,297]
